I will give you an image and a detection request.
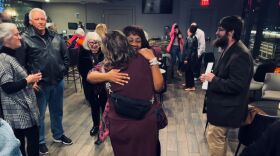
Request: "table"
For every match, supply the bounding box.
[252,100,280,117]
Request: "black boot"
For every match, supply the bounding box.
[90,126,99,136]
[94,137,103,145]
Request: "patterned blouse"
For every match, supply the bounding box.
[0,52,39,129]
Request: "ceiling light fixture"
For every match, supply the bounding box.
[45,0,50,2]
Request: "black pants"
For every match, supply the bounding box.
[14,125,39,156]
[157,139,161,156]
[194,54,203,78]
[184,63,195,88]
[89,92,107,127]
[82,79,107,127]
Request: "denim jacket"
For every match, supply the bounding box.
[0,119,22,156]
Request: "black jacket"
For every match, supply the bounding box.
[204,41,253,128]
[78,47,105,95]
[17,26,69,85]
[182,36,198,70]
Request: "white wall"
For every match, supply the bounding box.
[42,0,243,39]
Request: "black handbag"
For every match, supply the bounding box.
[110,93,152,120]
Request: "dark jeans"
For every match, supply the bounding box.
[14,125,39,156]
[170,45,182,77]
[36,80,64,144]
[184,63,195,88]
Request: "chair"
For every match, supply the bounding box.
[249,62,276,100]
[261,73,280,100]
[234,114,279,156]
[65,48,82,92]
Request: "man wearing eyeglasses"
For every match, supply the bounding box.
[16,8,71,155]
[200,16,253,156]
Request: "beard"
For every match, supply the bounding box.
[213,35,228,49]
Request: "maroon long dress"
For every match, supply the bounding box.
[108,54,158,156]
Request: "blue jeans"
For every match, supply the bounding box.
[0,119,22,156]
[36,80,64,144]
[170,45,182,76]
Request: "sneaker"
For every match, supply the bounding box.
[53,135,73,145]
[39,143,49,155]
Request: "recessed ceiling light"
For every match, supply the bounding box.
[45,0,50,2]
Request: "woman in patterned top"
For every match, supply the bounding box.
[0,23,42,156]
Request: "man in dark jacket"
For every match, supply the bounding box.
[200,16,253,156]
[17,8,71,155]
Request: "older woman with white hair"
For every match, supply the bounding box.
[0,23,42,156]
[78,32,107,144]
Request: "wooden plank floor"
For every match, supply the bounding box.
[43,78,239,156]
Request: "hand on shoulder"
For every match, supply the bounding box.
[138,48,156,61]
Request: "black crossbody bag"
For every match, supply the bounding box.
[110,93,152,120]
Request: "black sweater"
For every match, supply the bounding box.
[0,46,28,94]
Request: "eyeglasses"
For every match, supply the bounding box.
[88,40,101,45]
[217,27,226,32]
[127,38,141,44]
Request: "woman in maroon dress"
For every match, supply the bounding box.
[87,31,163,156]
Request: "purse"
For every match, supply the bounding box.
[110,93,152,120]
[154,96,168,129]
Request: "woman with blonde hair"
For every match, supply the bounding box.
[95,23,107,39]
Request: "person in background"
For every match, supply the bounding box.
[0,23,42,156]
[0,118,22,156]
[23,12,30,29]
[95,23,107,39]
[0,10,12,23]
[78,32,107,145]
[182,25,198,91]
[191,22,206,80]
[67,27,85,49]
[166,23,184,78]
[200,16,253,156]
[17,8,72,155]
[87,31,163,156]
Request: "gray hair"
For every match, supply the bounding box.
[83,32,102,50]
[0,23,17,46]
[75,28,85,36]
[29,8,47,20]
